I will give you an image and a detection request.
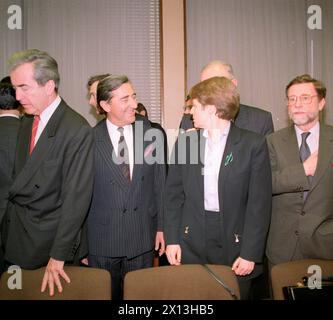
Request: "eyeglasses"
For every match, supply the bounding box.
[287,95,318,105]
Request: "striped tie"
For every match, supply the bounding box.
[117,127,131,182]
[29,115,40,155]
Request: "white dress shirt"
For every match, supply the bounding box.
[106,119,134,179]
[203,122,231,212]
[0,113,20,119]
[295,122,320,155]
[34,95,61,145]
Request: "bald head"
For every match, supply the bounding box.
[200,60,238,86]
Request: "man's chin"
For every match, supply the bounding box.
[129,115,136,123]
[22,107,34,115]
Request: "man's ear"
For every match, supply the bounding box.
[44,80,56,95]
[319,98,326,111]
[100,100,111,113]
[207,104,216,115]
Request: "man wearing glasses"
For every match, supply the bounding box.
[266,74,333,268]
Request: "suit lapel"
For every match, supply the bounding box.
[131,120,144,185]
[95,120,130,191]
[310,124,333,190]
[195,130,205,201]
[218,124,241,211]
[10,102,66,195]
[281,126,301,164]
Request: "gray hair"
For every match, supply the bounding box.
[201,60,235,80]
[8,49,60,92]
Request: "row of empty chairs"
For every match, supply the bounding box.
[0,260,332,300]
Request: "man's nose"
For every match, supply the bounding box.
[15,88,23,101]
[129,97,137,109]
[295,96,302,107]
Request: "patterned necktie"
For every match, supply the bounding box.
[299,132,311,163]
[29,115,40,155]
[117,127,131,181]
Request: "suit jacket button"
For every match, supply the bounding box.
[134,207,138,211]
[295,230,299,236]
[301,211,305,216]
[123,209,127,213]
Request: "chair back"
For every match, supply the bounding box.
[123,264,240,300]
[271,259,333,300]
[0,266,111,300]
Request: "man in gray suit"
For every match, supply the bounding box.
[0,82,21,274]
[266,74,333,265]
[180,60,274,136]
[87,75,166,300]
[1,49,94,295]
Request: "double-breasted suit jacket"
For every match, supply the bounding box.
[266,124,333,264]
[165,124,272,278]
[3,100,94,269]
[87,118,166,259]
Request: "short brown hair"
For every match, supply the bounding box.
[190,76,240,120]
[286,74,326,100]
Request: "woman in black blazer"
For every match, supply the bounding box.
[164,77,272,299]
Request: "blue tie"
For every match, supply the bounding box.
[300,132,311,163]
[300,132,311,200]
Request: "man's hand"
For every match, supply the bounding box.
[303,150,318,177]
[166,244,182,265]
[231,257,255,276]
[41,258,70,296]
[155,231,165,256]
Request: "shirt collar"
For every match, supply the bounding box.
[294,121,320,138]
[0,113,20,119]
[203,121,231,140]
[39,95,61,123]
[106,119,132,134]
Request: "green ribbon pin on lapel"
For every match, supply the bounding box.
[224,152,233,166]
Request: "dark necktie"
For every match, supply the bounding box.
[300,132,311,199]
[300,132,311,163]
[29,115,40,155]
[117,127,131,182]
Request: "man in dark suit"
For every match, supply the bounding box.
[86,73,110,116]
[87,75,166,300]
[165,77,272,299]
[0,82,21,274]
[1,49,93,295]
[266,74,333,265]
[180,60,274,135]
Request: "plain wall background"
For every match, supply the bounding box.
[1,0,332,143]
